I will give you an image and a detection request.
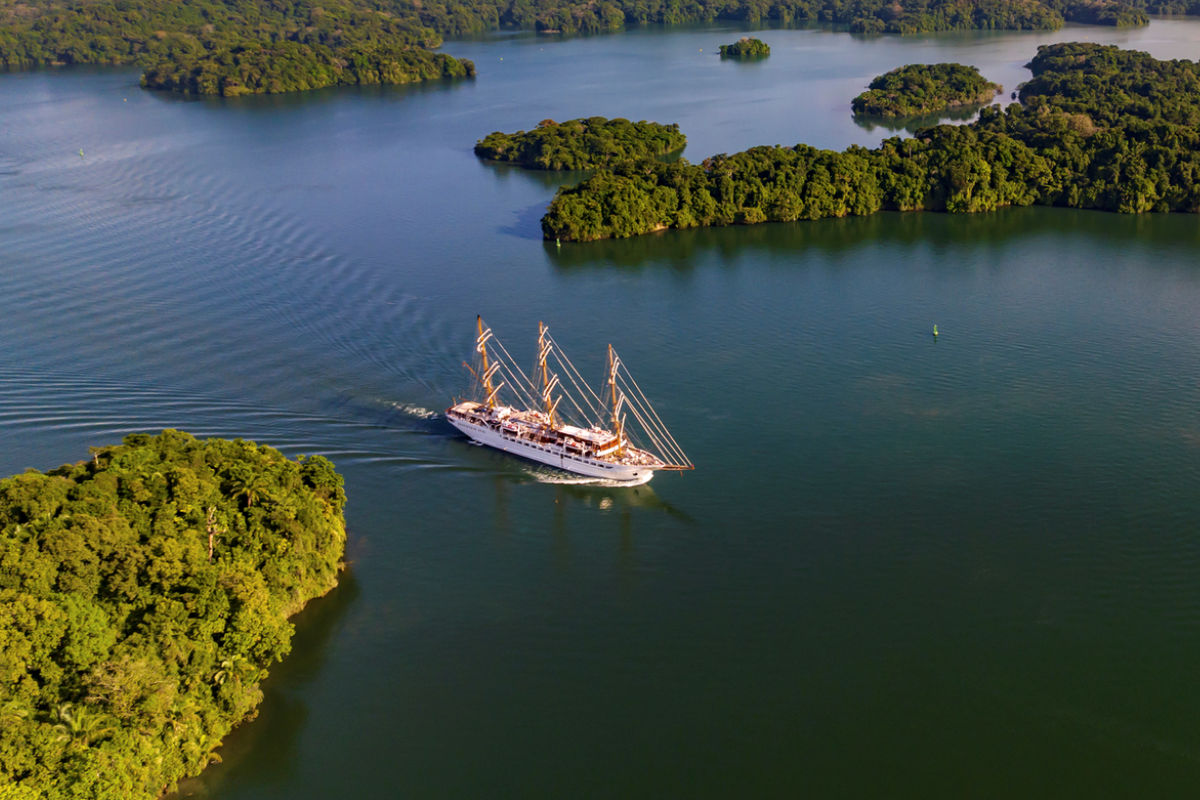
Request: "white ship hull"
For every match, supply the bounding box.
[447,416,655,482]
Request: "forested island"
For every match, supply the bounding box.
[719,37,770,58]
[0,0,475,96]
[852,63,1001,117]
[142,41,473,96]
[475,117,686,170]
[0,430,347,799]
[0,0,1192,96]
[541,43,1200,241]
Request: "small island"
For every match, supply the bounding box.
[474,117,686,170]
[852,63,1001,117]
[541,43,1200,241]
[719,37,770,59]
[0,430,347,798]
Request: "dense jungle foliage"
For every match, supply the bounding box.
[852,62,1000,117]
[141,40,473,96]
[474,117,686,170]
[541,43,1200,241]
[0,430,347,799]
[0,0,1189,93]
[719,37,769,58]
[396,0,1158,36]
[0,0,475,95]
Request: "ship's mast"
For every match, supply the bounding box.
[476,316,500,409]
[607,344,626,457]
[537,321,561,425]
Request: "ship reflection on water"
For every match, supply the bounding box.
[486,469,695,546]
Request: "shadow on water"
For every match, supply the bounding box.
[851,102,992,135]
[718,54,771,68]
[537,479,697,577]
[0,63,142,82]
[482,470,696,563]
[485,471,696,574]
[476,150,688,195]
[501,200,554,240]
[478,160,589,191]
[544,206,1200,270]
[482,467,696,533]
[549,480,696,523]
[168,569,362,799]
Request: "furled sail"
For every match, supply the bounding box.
[455,317,692,474]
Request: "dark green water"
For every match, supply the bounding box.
[4,20,1200,798]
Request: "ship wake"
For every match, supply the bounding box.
[522,465,654,487]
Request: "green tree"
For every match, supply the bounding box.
[475,117,686,170]
[719,37,770,58]
[0,431,347,798]
[544,43,1200,241]
[853,62,1002,117]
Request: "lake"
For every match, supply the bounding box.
[4,18,1200,798]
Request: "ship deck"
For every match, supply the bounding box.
[447,401,663,468]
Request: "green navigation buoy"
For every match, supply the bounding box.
[78,148,84,158]
[556,238,561,248]
[933,323,939,338]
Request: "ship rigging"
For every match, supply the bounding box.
[446,317,693,482]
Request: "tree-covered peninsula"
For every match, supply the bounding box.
[400,0,1149,36]
[852,63,1001,117]
[400,0,1168,37]
[475,117,686,170]
[0,430,347,799]
[719,37,770,58]
[0,0,1183,93]
[541,43,1200,241]
[0,0,475,96]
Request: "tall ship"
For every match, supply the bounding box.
[446,317,693,483]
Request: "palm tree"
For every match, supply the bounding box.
[212,655,245,687]
[229,471,269,509]
[53,703,115,748]
[1,698,29,725]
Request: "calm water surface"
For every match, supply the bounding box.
[4,19,1200,798]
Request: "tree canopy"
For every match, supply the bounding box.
[397,0,1153,36]
[0,430,347,799]
[0,0,1190,96]
[719,37,770,58]
[475,117,686,170]
[852,63,1001,118]
[0,0,475,96]
[542,43,1200,241]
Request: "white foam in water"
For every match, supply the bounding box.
[391,402,440,420]
[522,466,654,488]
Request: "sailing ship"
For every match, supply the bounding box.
[446,317,693,482]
